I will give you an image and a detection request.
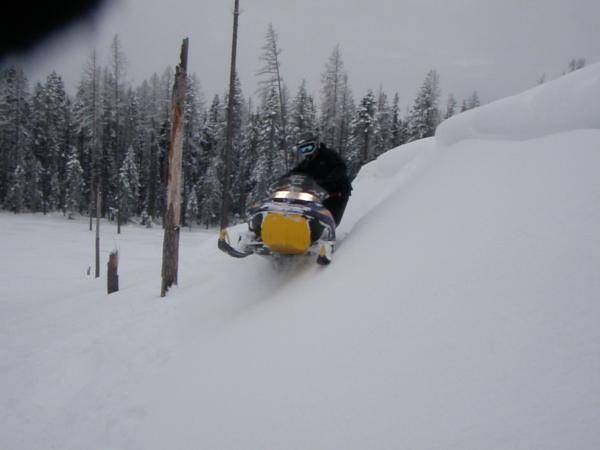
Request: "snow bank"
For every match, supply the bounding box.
[137,128,600,450]
[3,63,600,450]
[338,137,440,238]
[436,62,600,146]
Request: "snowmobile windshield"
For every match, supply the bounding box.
[267,174,329,203]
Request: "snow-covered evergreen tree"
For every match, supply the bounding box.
[123,87,141,163]
[199,154,223,228]
[289,80,318,162]
[185,185,199,230]
[4,165,26,213]
[445,93,457,119]
[251,86,284,203]
[467,91,480,110]
[237,109,261,212]
[461,99,468,112]
[568,58,586,72]
[320,44,346,149]
[117,145,140,223]
[256,23,289,171]
[99,66,116,213]
[406,70,441,142]
[348,89,377,177]
[137,73,165,219]
[29,72,69,212]
[337,73,355,159]
[390,93,403,148]
[23,147,43,212]
[46,71,69,199]
[73,49,101,220]
[109,34,128,155]
[181,73,205,226]
[198,95,225,228]
[224,73,247,220]
[97,36,129,216]
[0,67,31,206]
[64,147,84,219]
[374,87,392,158]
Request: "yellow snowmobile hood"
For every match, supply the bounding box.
[261,213,311,255]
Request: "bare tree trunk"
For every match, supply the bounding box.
[107,250,119,294]
[219,0,240,233]
[274,54,288,171]
[89,178,95,231]
[95,188,101,278]
[160,38,188,298]
[89,49,98,232]
[117,200,121,234]
[89,178,94,231]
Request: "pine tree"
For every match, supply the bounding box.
[4,165,26,212]
[185,185,199,230]
[0,67,31,206]
[251,85,284,203]
[237,109,261,212]
[256,23,289,170]
[198,95,225,227]
[537,74,546,85]
[406,70,441,142]
[123,87,141,162]
[223,73,247,219]
[320,44,346,149]
[467,91,480,109]
[99,36,129,217]
[117,145,140,223]
[74,49,101,224]
[199,153,223,227]
[64,146,84,219]
[348,89,377,177]
[374,87,392,158]
[110,34,128,156]
[337,73,355,159]
[46,71,69,210]
[445,93,457,119]
[23,147,43,212]
[181,73,205,226]
[145,120,162,220]
[390,93,403,148]
[29,72,69,212]
[137,74,164,219]
[289,80,318,160]
[30,81,48,204]
[568,58,586,72]
[99,66,117,214]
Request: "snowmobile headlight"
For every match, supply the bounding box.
[273,191,318,202]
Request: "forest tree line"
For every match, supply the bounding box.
[0,30,483,228]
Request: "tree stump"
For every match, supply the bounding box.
[107,250,119,294]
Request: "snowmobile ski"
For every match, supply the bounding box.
[218,230,252,258]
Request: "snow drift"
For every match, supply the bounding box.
[436,62,600,146]
[2,62,600,450]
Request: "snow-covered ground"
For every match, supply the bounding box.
[2,65,600,450]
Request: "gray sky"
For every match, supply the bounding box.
[9,0,600,111]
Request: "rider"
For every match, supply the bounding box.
[288,138,352,226]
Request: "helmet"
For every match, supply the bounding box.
[296,139,319,162]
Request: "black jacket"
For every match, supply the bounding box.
[289,145,352,197]
[288,144,352,225]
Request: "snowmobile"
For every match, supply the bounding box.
[218,174,336,265]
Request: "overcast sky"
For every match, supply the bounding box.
[8,0,600,111]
